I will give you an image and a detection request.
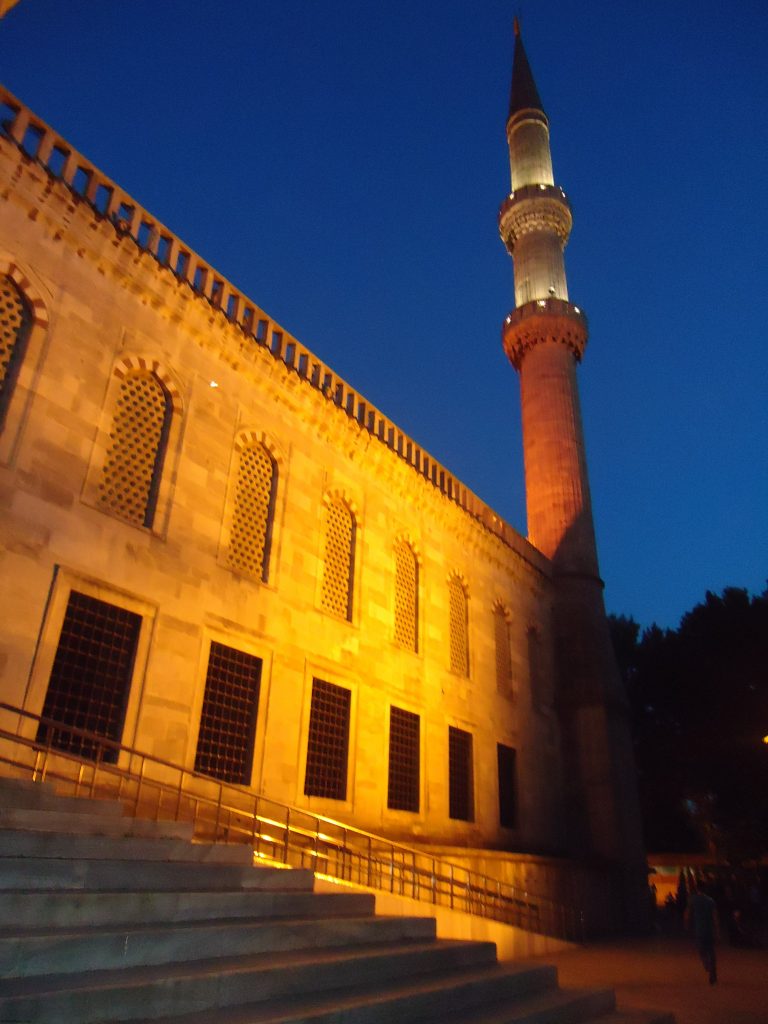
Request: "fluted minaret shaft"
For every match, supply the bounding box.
[499,23,597,578]
[499,26,647,921]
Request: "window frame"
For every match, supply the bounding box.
[82,355,184,538]
[21,568,156,764]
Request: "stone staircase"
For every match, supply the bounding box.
[0,775,674,1023]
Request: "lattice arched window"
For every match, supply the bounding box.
[227,442,276,581]
[494,604,513,695]
[97,370,172,528]
[0,274,32,425]
[321,499,355,620]
[448,575,469,676]
[394,541,418,651]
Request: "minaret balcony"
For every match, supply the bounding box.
[502,297,588,369]
[498,184,572,254]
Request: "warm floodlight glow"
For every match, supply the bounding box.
[209,380,219,388]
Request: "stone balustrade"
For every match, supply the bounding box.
[0,84,546,571]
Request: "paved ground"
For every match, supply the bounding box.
[543,935,768,1024]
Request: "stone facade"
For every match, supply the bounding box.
[0,85,567,854]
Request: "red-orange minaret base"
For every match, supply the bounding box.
[501,28,648,929]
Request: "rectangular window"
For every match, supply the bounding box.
[448,725,474,822]
[387,706,420,812]
[37,591,141,763]
[194,641,262,785]
[304,678,351,800]
[497,743,518,829]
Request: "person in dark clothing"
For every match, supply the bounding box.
[686,880,719,984]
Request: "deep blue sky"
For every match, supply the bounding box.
[2,1,766,630]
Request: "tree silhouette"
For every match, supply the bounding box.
[610,586,768,860]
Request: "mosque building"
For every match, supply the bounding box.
[0,25,646,930]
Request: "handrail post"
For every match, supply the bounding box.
[135,756,145,817]
[283,807,290,866]
[251,794,258,855]
[213,780,223,839]
[174,768,184,821]
[88,744,100,799]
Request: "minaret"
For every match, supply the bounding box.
[499,21,647,928]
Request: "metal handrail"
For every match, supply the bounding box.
[0,701,584,941]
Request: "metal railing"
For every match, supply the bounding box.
[0,701,584,941]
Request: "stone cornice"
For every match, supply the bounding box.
[502,298,588,370]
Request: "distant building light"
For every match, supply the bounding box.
[537,300,546,307]
[574,306,580,313]
[209,380,219,388]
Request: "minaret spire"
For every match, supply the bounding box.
[497,25,648,928]
[508,21,546,121]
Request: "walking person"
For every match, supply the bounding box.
[685,878,719,984]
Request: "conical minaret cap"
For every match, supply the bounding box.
[508,18,546,121]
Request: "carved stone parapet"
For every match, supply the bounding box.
[502,298,588,369]
[498,185,572,254]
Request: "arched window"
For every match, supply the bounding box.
[394,540,418,651]
[0,274,32,426]
[227,442,276,582]
[494,604,513,696]
[448,575,469,676]
[97,370,171,528]
[321,499,355,620]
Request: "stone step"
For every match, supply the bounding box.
[144,961,560,1024]
[590,1014,676,1024]
[0,884,373,931]
[0,912,436,977]
[0,828,253,864]
[0,774,58,797]
[0,778,125,816]
[452,985,616,1022]
[0,806,194,838]
[0,938,499,1022]
[0,856,313,892]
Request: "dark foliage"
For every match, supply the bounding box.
[609,587,768,861]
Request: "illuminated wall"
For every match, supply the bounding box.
[0,90,566,853]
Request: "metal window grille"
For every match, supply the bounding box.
[0,274,31,421]
[320,501,354,620]
[98,371,171,527]
[494,606,513,694]
[394,542,418,651]
[194,641,262,786]
[37,591,141,763]
[448,725,474,821]
[304,678,351,800]
[448,577,468,675]
[227,443,275,581]
[387,706,420,812]
[497,743,518,829]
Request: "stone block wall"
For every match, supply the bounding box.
[0,114,566,854]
